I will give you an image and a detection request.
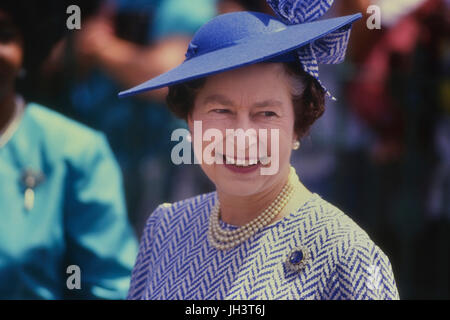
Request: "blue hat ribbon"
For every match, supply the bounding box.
[266,0,354,100]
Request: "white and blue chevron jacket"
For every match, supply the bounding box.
[128,192,400,300]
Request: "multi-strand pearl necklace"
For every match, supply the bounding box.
[207,180,295,250]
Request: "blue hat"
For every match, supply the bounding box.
[119,0,362,99]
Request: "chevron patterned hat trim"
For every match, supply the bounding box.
[266,0,356,100]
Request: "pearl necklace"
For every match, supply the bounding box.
[207,179,295,250]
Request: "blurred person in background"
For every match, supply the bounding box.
[338,0,449,298]
[39,0,218,236]
[0,1,138,299]
[217,0,273,13]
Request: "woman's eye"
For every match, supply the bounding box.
[260,111,277,117]
[211,109,230,114]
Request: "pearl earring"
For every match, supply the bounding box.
[292,140,300,150]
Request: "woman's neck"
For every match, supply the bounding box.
[0,91,16,133]
[217,165,291,226]
[216,166,314,227]
[273,167,313,224]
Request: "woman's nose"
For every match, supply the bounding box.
[233,111,253,131]
[223,112,259,157]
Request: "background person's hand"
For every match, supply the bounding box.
[74,10,116,67]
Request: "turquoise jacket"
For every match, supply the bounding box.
[0,103,138,299]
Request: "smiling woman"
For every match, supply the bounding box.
[122,0,400,300]
[167,61,325,183]
[186,63,300,219]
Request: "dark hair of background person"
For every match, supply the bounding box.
[166,61,326,139]
[233,0,273,12]
[218,0,274,14]
[0,0,101,98]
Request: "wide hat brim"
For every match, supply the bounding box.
[119,13,361,98]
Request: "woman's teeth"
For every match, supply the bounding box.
[225,155,235,164]
[235,159,258,167]
[223,154,259,166]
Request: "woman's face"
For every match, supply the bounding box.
[0,10,23,100]
[188,62,297,198]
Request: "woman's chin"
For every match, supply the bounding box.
[204,162,281,197]
[214,172,267,197]
[217,182,263,197]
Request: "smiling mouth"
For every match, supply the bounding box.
[217,153,269,167]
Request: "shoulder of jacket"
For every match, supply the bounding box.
[292,195,372,251]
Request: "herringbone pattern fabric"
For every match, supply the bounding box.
[128,192,400,300]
